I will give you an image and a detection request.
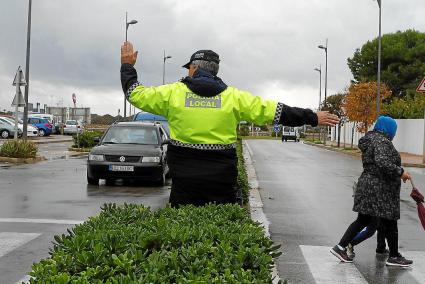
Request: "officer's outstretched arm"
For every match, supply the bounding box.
[237,90,318,127]
[121,63,171,118]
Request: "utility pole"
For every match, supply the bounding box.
[376,0,382,116]
[22,0,32,139]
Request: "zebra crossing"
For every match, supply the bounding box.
[300,245,425,284]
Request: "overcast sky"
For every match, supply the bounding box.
[0,0,424,115]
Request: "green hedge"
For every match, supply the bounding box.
[28,204,281,283]
[0,140,37,158]
[236,139,250,204]
[72,130,104,149]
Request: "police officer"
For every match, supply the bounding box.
[121,42,339,207]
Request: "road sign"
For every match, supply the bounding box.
[273,124,280,133]
[12,68,27,86]
[11,88,26,107]
[417,77,425,93]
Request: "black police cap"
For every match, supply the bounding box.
[182,50,220,69]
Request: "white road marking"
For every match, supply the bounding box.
[245,140,254,158]
[0,232,41,258]
[300,245,369,284]
[0,217,83,225]
[15,275,31,284]
[404,251,425,284]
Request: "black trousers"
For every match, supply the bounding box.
[339,213,399,257]
[167,144,239,208]
[169,177,238,207]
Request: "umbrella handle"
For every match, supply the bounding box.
[410,179,416,189]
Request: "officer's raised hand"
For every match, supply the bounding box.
[121,41,138,65]
[316,111,340,126]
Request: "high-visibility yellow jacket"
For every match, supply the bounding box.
[128,82,277,145]
[121,64,317,148]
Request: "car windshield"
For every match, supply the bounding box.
[102,126,159,145]
[66,121,77,125]
[39,119,49,124]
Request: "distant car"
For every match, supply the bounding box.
[0,116,38,138]
[133,112,169,135]
[63,120,84,135]
[282,126,300,142]
[0,117,21,138]
[27,117,53,136]
[87,122,169,186]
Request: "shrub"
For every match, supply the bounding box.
[0,140,37,158]
[72,130,103,149]
[28,203,281,283]
[236,139,250,204]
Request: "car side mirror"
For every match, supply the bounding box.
[93,137,100,144]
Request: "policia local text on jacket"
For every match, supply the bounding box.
[121,48,321,207]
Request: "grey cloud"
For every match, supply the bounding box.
[0,0,424,114]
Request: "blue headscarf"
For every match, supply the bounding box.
[374,116,397,140]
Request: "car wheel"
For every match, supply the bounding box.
[1,130,10,139]
[105,179,116,186]
[38,129,45,137]
[87,173,99,185]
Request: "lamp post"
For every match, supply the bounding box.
[124,12,138,118]
[163,50,172,85]
[318,39,328,102]
[22,0,32,139]
[376,0,382,116]
[314,65,322,110]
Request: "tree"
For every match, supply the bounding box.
[347,29,425,98]
[321,93,346,147]
[344,82,391,133]
[382,92,425,119]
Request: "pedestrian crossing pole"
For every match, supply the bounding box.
[423,109,425,164]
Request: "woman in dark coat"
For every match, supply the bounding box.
[331,116,413,267]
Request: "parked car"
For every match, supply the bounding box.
[27,117,53,136]
[282,126,300,142]
[133,111,169,135]
[0,116,38,138]
[28,114,57,134]
[63,120,84,135]
[0,118,21,138]
[87,122,169,186]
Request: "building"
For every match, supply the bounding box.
[45,107,91,124]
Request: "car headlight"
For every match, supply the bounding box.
[142,156,160,163]
[89,154,104,161]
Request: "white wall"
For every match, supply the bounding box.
[330,119,424,156]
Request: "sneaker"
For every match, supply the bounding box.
[376,248,390,255]
[386,254,413,267]
[330,245,353,263]
[347,243,356,259]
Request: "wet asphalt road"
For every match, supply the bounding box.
[0,155,170,283]
[247,140,425,284]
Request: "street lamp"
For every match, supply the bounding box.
[318,39,328,102]
[22,0,32,139]
[163,50,172,85]
[124,12,138,118]
[376,0,382,116]
[314,65,322,110]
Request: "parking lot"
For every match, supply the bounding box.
[0,155,170,283]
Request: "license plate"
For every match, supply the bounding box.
[109,165,134,172]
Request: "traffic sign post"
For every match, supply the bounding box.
[273,124,280,138]
[11,66,27,140]
[418,77,425,163]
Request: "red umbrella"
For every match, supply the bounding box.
[410,180,425,230]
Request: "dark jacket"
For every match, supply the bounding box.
[353,131,404,220]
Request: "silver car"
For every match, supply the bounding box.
[63,120,84,135]
[0,118,21,139]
